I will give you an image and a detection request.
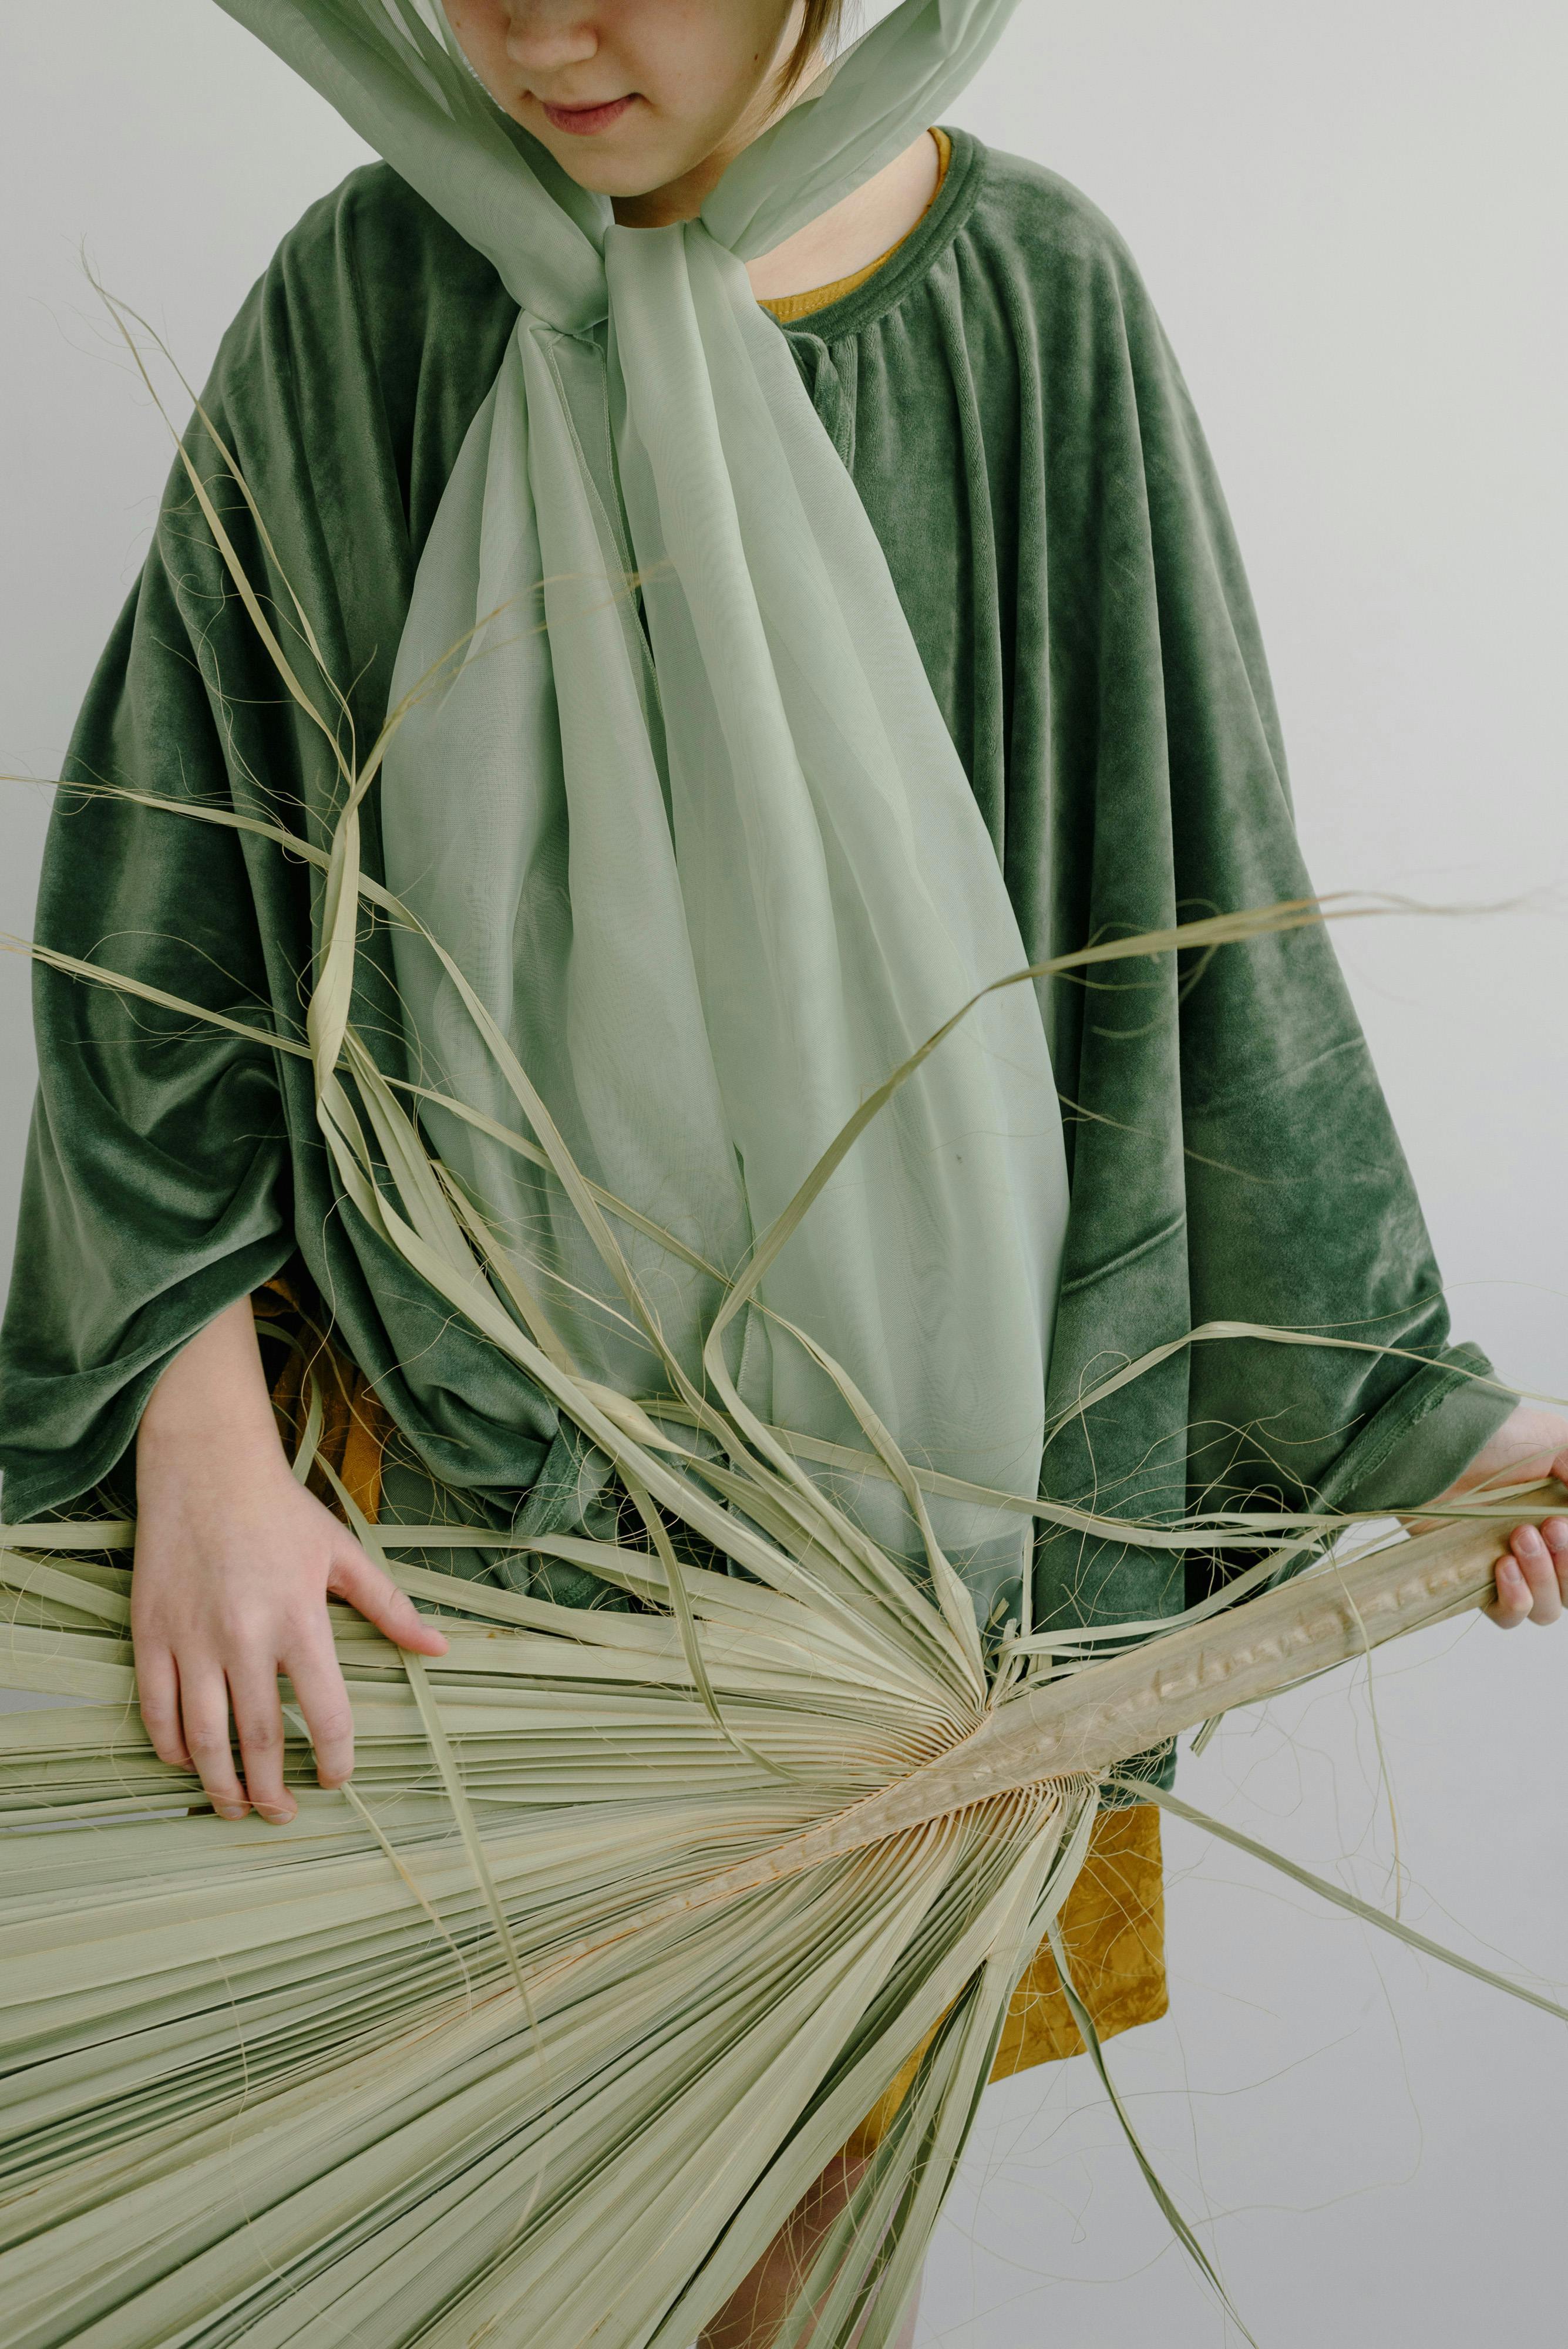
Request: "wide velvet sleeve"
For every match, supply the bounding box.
[0,163,531,1524]
[1130,283,1516,1525]
[0,470,299,1520]
[1007,174,1516,1644]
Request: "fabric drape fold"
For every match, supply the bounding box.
[220,0,1072,1612]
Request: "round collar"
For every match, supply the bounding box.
[777,124,985,344]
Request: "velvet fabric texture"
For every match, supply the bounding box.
[0,133,1512,1686]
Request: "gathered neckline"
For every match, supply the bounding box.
[761,126,984,342]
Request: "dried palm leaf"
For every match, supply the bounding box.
[1,299,1562,2349]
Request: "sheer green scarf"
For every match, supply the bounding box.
[215,0,1069,1601]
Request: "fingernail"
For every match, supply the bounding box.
[257,1805,296,1825]
[214,1803,248,1820]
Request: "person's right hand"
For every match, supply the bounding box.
[1426,1402,1568,1632]
[131,1295,448,1825]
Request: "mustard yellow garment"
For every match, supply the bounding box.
[844,1802,1165,2158]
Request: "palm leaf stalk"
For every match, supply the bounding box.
[2,1462,1562,2349]
[1,318,1563,2349]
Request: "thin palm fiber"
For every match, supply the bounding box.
[1,334,1565,2349]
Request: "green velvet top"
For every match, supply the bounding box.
[0,126,1512,1639]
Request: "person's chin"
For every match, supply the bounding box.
[532,131,688,200]
[543,152,654,192]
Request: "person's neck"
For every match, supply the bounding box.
[613,130,941,302]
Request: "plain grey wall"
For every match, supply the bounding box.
[2,5,1564,2342]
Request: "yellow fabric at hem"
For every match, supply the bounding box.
[841,1802,1166,2159]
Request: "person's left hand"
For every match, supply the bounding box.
[1434,1404,1568,1628]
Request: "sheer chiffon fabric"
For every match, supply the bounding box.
[217,0,1069,1616]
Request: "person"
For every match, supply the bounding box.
[3,4,1564,2344]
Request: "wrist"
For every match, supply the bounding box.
[137,1393,285,1467]
[136,1404,292,1515]
[1442,1404,1568,1500]
[136,1296,287,1476]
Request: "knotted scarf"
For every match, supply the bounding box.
[215,0,1069,1608]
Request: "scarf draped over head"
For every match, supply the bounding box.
[214,0,1069,1619]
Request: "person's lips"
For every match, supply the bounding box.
[539,94,637,136]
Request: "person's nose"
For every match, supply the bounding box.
[502,0,601,75]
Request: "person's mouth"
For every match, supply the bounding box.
[536,94,638,136]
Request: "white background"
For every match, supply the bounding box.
[2,4,1565,2341]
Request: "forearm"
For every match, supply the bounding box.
[1432,1404,1568,1502]
[137,1294,284,1469]
[1426,1402,1568,1630]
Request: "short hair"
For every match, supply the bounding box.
[777,0,850,100]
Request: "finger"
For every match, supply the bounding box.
[176,1658,251,1817]
[226,1660,296,1823]
[1539,1517,1568,1594]
[282,1634,358,1789]
[1508,1526,1563,1626]
[328,1544,449,1654]
[1484,1553,1533,1628]
[134,1639,193,1770]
